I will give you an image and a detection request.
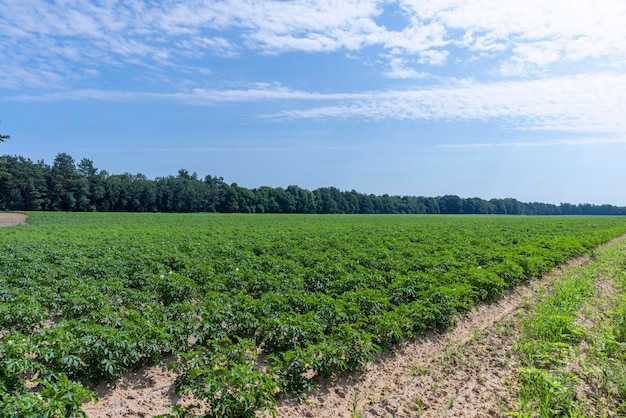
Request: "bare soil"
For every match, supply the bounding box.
[0,212,28,227]
[82,253,594,418]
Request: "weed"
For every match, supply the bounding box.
[517,367,581,416]
[350,391,362,418]
[411,396,426,416]
[469,328,483,341]
[509,236,626,416]
[410,364,428,377]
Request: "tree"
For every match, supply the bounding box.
[47,153,89,211]
[0,155,47,210]
[77,158,106,211]
[1,121,9,142]
[438,195,462,214]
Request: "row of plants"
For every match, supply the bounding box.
[2,213,626,416]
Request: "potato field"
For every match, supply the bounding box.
[2,213,626,417]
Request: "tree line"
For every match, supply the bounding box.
[1,153,625,215]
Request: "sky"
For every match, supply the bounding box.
[1,1,626,206]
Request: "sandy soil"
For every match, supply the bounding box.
[0,212,28,227]
[81,251,594,418]
[81,357,186,418]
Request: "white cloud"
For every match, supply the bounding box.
[418,49,449,66]
[1,0,626,149]
[399,0,626,74]
[384,57,426,79]
[439,137,626,148]
[1,0,625,89]
[274,72,626,136]
[5,72,625,140]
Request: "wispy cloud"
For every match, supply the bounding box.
[2,0,626,145]
[275,73,626,135]
[146,146,299,153]
[144,145,366,152]
[439,137,626,149]
[2,0,624,91]
[384,57,427,79]
[400,0,626,74]
[4,72,626,139]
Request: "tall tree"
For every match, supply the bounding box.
[77,158,106,211]
[47,153,89,211]
[0,156,47,210]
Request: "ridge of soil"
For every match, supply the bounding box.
[82,248,599,418]
[0,213,28,227]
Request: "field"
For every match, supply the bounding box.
[2,213,626,417]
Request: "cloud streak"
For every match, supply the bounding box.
[439,137,626,149]
[274,73,626,134]
[4,72,626,138]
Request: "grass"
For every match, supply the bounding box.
[350,391,363,418]
[509,237,626,417]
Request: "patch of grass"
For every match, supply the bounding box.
[350,390,363,418]
[410,396,426,415]
[410,364,428,377]
[515,367,581,416]
[509,238,626,417]
[579,247,626,415]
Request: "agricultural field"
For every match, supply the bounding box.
[2,212,626,417]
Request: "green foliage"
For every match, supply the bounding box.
[515,367,581,416]
[171,338,279,418]
[0,336,96,418]
[510,234,626,416]
[613,302,626,344]
[518,270,592,368]
[3,152,626,214]
[2,213,626,416]
[259,311,325,353]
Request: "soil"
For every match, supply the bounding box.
[0,212,28,227]
[81,253,593,418]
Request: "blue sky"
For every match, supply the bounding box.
[1,1,625,205]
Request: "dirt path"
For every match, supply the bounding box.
[82,249,598,418]
[0,212,28,227]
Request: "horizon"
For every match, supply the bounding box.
[1,1,625,206]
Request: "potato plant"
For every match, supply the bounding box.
[2,212,626,416]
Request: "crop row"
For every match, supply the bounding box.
[2,213,626,416]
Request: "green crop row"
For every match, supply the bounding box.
[2,213,626,417]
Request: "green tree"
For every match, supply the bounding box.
[0,155,47,210]
[0,121,9,142]
[47,153,89,211]
[77,158,107,211]
[438,195,462,214]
